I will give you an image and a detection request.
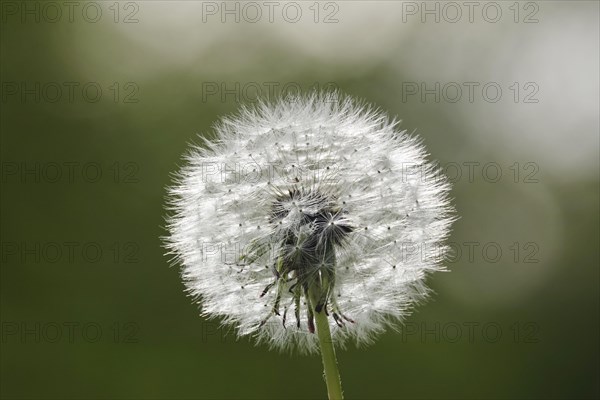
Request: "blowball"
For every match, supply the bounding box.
[165,92,454,353]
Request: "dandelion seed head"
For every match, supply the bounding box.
[165,92,454,353]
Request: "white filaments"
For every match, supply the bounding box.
[165,92,454,354]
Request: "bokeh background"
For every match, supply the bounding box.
[1,1,598,399]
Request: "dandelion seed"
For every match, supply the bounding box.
[164,92,454,398]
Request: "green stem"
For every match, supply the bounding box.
[309,281,344,400]
[314,307,344,400]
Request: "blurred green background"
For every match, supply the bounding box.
[1,1,598,399]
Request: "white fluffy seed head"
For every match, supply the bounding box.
[165,92,454,354]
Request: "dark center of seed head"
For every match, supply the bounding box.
[271,188,353,250]
[261,188,357,329]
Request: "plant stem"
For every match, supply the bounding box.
[314,308,344,400]
[308,269,343,400]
